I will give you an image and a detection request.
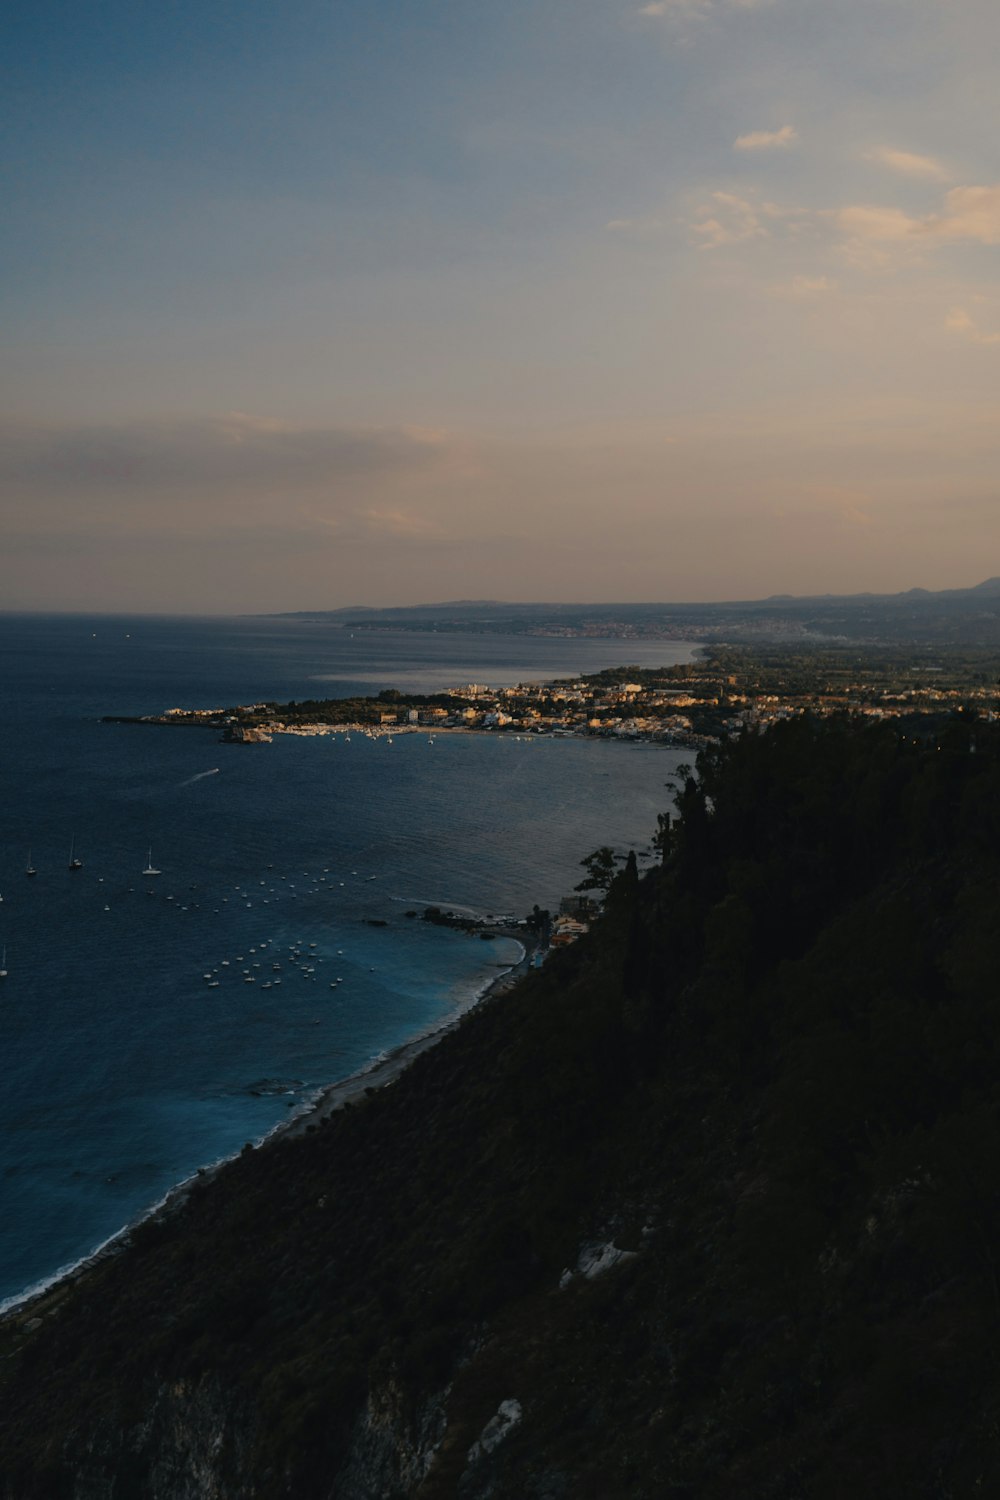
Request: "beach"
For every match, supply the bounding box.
[0,614,688,1314]
[0,933,532,1327]
[280,934,531,1138]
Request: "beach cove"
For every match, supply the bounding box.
[1,927,534,1325]
[0,615,694,1307]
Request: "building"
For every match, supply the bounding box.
[559,894,598,919]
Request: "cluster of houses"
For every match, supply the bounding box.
[154,660,997,752]
[374,679,718,745]
[549,893,600,948]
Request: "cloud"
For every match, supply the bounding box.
[639,0,773,11]
[836,185,1000,248]
[690,190,803,248]
[0,414,447,495]
[735,125,797,151]
[360,507,445,539]
[930,185,1000,245]
[776,275,838,298]
[638,0,706,13]
[692,191,769,246]
[866,146,949,181]
[835,204,924,243]
[945,307,1000,346]
[685,178,1000,272]
[604,210,671,239]
[831,183,1000,271]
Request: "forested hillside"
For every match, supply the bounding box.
[3,713,1000,1498]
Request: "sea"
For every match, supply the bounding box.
[0,614,695,1309]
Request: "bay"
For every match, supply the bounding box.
[0,614,695,1306]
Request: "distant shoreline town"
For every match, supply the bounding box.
[103,642,999,751]
[263,576,1000,647]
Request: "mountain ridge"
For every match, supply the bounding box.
[270,578,1000,618]
[264,579,1000,646]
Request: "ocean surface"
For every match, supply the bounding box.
[0,614,695,1308]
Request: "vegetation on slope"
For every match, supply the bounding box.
[3,712,1000,1497]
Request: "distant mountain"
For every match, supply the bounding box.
[267,580,1000,646]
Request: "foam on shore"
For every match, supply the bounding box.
[0,937,531,1324]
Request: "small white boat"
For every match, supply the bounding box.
[0,945,7,979]
[142,848,161,877]
[25,850,37,878]
[68,835,83,872]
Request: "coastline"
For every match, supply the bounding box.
[277,934,528,1140]
[0,935,532,1326]
[104,718,706,752]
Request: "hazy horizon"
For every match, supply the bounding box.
[4,1,999,612]
[2,573,996,622]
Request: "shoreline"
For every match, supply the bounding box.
[0,936,532,1326]
[103,718,705,751]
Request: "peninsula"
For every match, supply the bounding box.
[103,641,1000,749]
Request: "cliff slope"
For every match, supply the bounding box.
[3,713,1000,1497]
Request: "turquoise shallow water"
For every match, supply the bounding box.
[0,614,693,1305]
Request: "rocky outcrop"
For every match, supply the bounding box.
[335,1377,450,1500]
[13,1375,260,1500]
[222,725,272,744]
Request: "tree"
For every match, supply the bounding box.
[575,846,617,893]
[653,812,672,865]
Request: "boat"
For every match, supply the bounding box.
[0,946,6,979]
[68,835,83,871]
[141,848,161,877]
[25,850,37,878]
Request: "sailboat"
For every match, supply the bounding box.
[25,850,37,878]
[142,848,161,877]
[68,835,83,871]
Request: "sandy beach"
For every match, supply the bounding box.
[278,936,529,1139]
[0,933,534,1326]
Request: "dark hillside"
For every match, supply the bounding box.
[3,714,1000,1497]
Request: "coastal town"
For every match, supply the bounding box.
[108,642,1000,751]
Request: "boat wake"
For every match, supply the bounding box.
[178,768,221,788]
[389,895,485,916]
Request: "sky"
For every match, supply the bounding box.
[2,0,999,612]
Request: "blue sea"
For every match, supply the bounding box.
[0,614,694,1308]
